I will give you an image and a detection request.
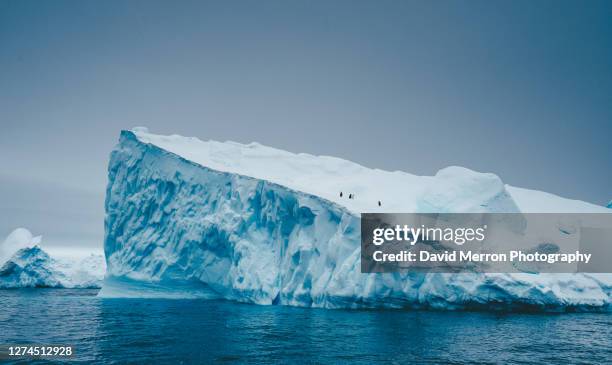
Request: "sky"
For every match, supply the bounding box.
[1,0,611,250]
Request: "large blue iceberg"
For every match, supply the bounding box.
[99,129,612,311]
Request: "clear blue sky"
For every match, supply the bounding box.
[1,0,611,248]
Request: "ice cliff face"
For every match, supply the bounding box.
[0,228,105,289]
[100,129,612,310]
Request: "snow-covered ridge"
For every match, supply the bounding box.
[132,127,608,214]
[100,129,611,310]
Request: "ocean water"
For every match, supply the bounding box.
[0,290,611,364]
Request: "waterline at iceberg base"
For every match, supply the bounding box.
[99,129,612,311]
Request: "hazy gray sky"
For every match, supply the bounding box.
[1,0,611,249]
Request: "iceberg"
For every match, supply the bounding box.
[0,246,63,288]
[100,129,612,311]
[0,228,105,289]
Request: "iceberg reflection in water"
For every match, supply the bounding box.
[1,290,611,364]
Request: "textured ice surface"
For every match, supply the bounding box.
[100,130,612,310]
[0,228,105,288]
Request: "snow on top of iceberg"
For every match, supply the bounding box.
[130,128,609,214]
[506,186,610,213]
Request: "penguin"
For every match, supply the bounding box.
[378,201,381,206]
[340,192,343,197]
[349,194,353,199]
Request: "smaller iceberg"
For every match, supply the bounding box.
[0,246,63,288]
[0,228,105,289]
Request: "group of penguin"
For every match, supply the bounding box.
[340,191,381,207]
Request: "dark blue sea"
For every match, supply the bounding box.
[0,289,610,364]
